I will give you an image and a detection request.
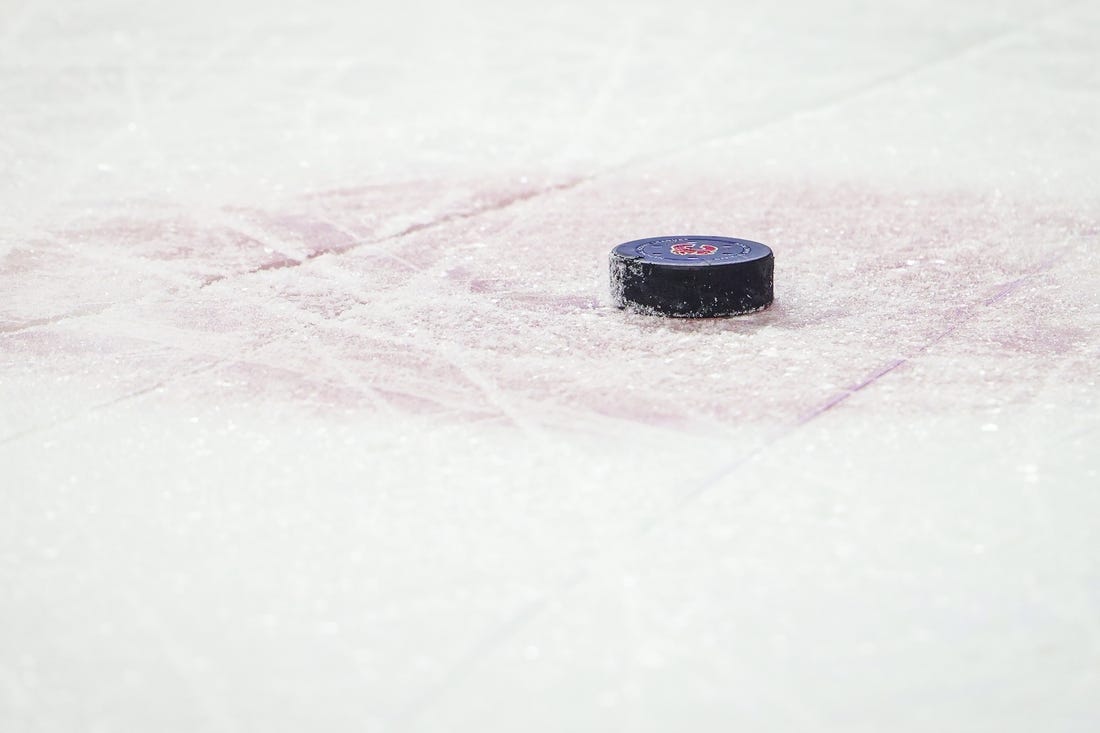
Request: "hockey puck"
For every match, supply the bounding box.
[610,236,774,317]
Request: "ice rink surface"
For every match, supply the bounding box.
[2,0,1099,730]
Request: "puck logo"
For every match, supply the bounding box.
[670,242,718,256]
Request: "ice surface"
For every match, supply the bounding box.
[2,0,1099,731]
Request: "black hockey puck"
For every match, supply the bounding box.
[610,236,774,317]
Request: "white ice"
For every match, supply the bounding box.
[1,0,1098,731]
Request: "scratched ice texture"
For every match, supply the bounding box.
[1,0,1098,731]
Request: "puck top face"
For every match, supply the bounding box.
[612,236,772,267]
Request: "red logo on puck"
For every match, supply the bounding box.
[670,242,718,256]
